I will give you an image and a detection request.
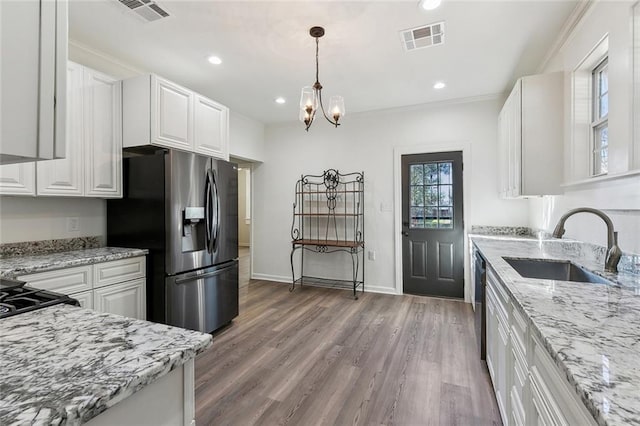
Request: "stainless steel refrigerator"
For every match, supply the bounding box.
[107,149,238,333]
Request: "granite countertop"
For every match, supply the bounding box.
[0,247,149,278]
[0,304,212,425]
[470,234,640,426]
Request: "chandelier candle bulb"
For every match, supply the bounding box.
[329,95,345,123]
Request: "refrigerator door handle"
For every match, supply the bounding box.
[211,169,220,253]
[204,170,213,253]
[175,266,231,284]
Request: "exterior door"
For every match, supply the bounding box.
[401,151,464,298]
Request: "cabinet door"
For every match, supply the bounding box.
[84,69,122,198]
[93,278,146,320]
[37,61,84,196]
[0,0,66,163]
[194,95,228,159]
[151,76,194,151]
[498,111,509,198]
[509,81,522,197]
[71,290,94,309]
[486,289,497,385]
[0,163,36,195]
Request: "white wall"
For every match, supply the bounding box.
[529,1,640,255]
[253,97,529,294]
[237,168,251,247]
[229,113,265,163]
[0,197,105,243]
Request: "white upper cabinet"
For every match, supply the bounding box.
[0,163,36,196]
[123,74,229,160]
[83,68,123,198]
[152,77,194,151]
[3,62,122,198]
[37,62,85,197]
[498,72,564,198]
[194,95,229,159]
[0,0,67,165]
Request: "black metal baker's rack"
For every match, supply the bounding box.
[290,169,364,299]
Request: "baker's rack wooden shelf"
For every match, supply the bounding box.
[290,169,364,299]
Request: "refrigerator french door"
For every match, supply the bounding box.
[107,149,238,333]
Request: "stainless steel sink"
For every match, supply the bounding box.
[503,257,612,284]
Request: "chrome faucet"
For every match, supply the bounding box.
[552,207,622,273]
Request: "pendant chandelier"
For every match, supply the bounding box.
[299,26,345,131]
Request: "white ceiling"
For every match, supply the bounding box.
[69,0,579,124]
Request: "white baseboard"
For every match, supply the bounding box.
[250,274,399,296]
[251,273,289,283]
[365,285,399,295]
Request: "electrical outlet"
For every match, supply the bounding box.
[368,250,376,261]
[67,217,79,232]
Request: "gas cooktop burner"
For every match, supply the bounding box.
[0,278,79,319]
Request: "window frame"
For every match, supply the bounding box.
[591,56,609,176]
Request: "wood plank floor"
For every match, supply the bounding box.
[195,277,501,425]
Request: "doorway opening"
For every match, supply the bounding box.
[236,162,252,289]
[401,151,464,298]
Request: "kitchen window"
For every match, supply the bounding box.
[591,57,608,176]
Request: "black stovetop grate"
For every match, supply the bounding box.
[0,280,80,319]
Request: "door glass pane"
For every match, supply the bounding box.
[425,164,439,184]
[439,185,452,205]
[410,186,424,206]
[410,207,424,228]
[439,163,452,184]
[439,207,453,229]
[425,206,438,228]
[408,160,455,229]
[425,185,438,205]
[410,164,424,185]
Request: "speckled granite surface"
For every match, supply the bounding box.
[0,247,149,278]
[470,225,532,236]
[471,235,640,426]
[0,304,212,425]
[0,237,103,258]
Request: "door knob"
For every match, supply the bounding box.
[402,231,409,237]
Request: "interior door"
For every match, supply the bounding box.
[401,151,464,298]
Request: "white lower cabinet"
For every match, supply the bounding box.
[485,266,596,426]
[94,278,145,319]
[17,256,146,320]
[72,290,94,309]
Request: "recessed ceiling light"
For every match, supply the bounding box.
[433,81,446,89]
[275,97,286,104]
[207,56,222,65]
[419,0,442,10]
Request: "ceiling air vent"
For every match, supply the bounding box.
[400,21,445,51]
[117,0,170,22]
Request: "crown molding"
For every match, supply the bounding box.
[537,0,597,73]
[68,39,147,76]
